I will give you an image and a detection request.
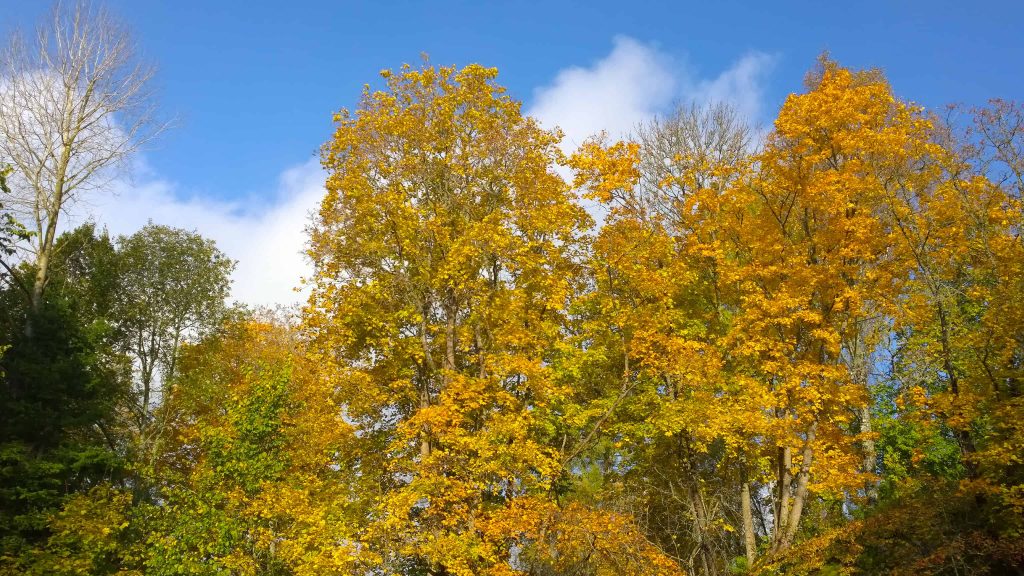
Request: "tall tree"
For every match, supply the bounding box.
[759,96,1024,576]
[113,224,234,440]
[0,224,128,569]
[305,62,678,575]
[0,1,163,332]
[724,62,921,552]
[567,103,758,575]
[567,61,951,565]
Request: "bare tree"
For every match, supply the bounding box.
[0,1,163,333]
[618,103,758,574]
[631,102,753,231]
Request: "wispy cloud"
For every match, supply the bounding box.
[528,36,678,150]
[690,51,776,126]
[528,36,776,147]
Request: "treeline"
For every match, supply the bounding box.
[2,9,1024,576]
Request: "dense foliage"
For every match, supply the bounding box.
[1,34,1021,576]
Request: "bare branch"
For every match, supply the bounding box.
[0,1,167,322]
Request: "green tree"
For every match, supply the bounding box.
[112,224,234,439]
[0,165,30,268]
[144,317,358,576]
[0,225,127,571]
[0,222,233,573]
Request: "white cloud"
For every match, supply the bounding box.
[528,36,776,148]
[691,52,776,127]
[80,158,324,308]
[528,36,678,150]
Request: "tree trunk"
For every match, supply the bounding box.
[26,141,70,336]
[859,405,878,504]
[26,249,48,338]
[419,384,431,458]
[688,481,714,576]
[26,206,59,337]
[680,435,716,575]
[780,420,817,551]
[419,301,435,458]
[742,480,757,567]
[936,301,977,469]
[848,326,878,505]
[773,445,792,549]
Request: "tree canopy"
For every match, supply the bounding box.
[0,6,1022,575]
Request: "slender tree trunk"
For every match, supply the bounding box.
[26,204,59,337]
[419,385,431,458]
[688,481,714,576]
[26,252,47,338]
[26,139,71,337]
[166,331,182,383]
[29,249,49,313]
[742,480,757,567]
[773,445,792,549]
[935,301,978,473]
[859,405,878,504]
[419,301,435,458]
[474,324,486,378]
[849,328,878,504]
[780,420,817,550]
[677,433,717,575]
[444,302,456,373]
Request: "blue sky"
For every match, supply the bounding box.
[4,0,1022,198]
[2,0,1022,304]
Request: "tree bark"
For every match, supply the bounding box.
[419,301,435,458]
[742,480,757,567]
[773,445,792,549]
[26,151,68,336]
[859,405,878,504]
[780,420,817,550]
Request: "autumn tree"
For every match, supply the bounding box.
[141,317,360,576]
[566,103,758,575]
[0,39,1018,576]
[13,316,361,576]
[305,61,678,575]
[760,95,1024,575]
[873,96,1024,571]
[722,62,932,553]
[567,61,955,566]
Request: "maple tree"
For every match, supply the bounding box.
[741,68,1024,576]
[723,62,920,552]
[304,61,678,574]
